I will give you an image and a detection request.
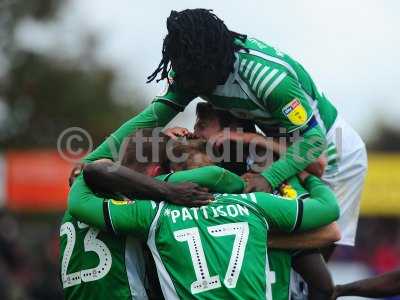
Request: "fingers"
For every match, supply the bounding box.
[181,128,190,136]
[177,183,210,194]
[68,163,84,186]
[192,191,213,201]
[298,171,311,183]
[187,200,212,207]
[175,127,190,137]
[180,182,198,188]
[196,187,209,193]
[191,187,214,201]
[243,184,255,193]
[241,174,250,180]
[241,172,255,180]
[242,173,271,193]
[164,127,191,139]
[174,192,213,207]
[187,132,197,139]
[242,173,253,193]
[171,183,214,207]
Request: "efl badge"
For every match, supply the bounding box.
[111,199,133,205]
[280,184,298,200]
[282,99,308,126]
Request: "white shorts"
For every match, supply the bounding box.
[125,237,149,299]
[290,116,367,300]
[322,115,368,246]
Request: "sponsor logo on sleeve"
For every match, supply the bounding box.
[111,199,133,205]
[282,98,308,126]
[279,184,298,200]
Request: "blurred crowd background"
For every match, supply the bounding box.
[0,0,399,299]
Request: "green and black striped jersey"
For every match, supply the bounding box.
[154,37,337,135]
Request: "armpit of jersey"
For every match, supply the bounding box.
[107,199,158,236]
[250,191,301,232]
[153,79,195,112]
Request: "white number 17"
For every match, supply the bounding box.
[174,222,249,294]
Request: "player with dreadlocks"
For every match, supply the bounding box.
[82,8,366,300]
[145,7,366,245]
[147,9,247,95]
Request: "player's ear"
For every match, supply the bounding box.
[147,164,162,177]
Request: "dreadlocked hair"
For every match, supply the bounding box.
[147,9,248,84]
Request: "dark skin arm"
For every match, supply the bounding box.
[293,251,334,300]
[334,270,400,299]
[69,163,85,187]
[242,172,273,193]
[287,171,335,300]
[83,160,212,207]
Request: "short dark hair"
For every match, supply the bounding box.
[120,128,171,172]
[147,9,247,85]
[196,102,256,132]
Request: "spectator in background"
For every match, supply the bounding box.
[0,209,25,300]
[0,209,63,300]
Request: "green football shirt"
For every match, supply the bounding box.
[151,37,337,187]
[60,166,245,300]
[68,174,339,299]
[82,37,337,191]
[155,38,337,134]
[268,175,310,300]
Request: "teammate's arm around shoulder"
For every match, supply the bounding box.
[334,269,400,298]
[299,173,340,231]
[254,174,339,232]
[166,165,246,193]
[68,175,155,236]
[68,175,110,231]
[258,74,327,189]
[84,101,179,163]
[262,126,326,188]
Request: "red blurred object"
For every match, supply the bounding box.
[5,150,76,212]
[372,244,400,274]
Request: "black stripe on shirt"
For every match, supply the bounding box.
[162,172,174,182]
[293,199,304,232]
[103,200,114,234]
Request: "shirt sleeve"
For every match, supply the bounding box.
[265,74,314,133]
[84,101,180,162]
[68,175,156,237]
[262,126,327,189]
[240,60,327,189]
[152,73,196,111]
[284,176,309,199]
[253,176,339,232]
[164,165,246,193]
[298,176,340,231]
[262,74,328,189]
[252,192,300,232]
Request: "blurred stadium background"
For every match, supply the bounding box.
[0,0,399,299]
